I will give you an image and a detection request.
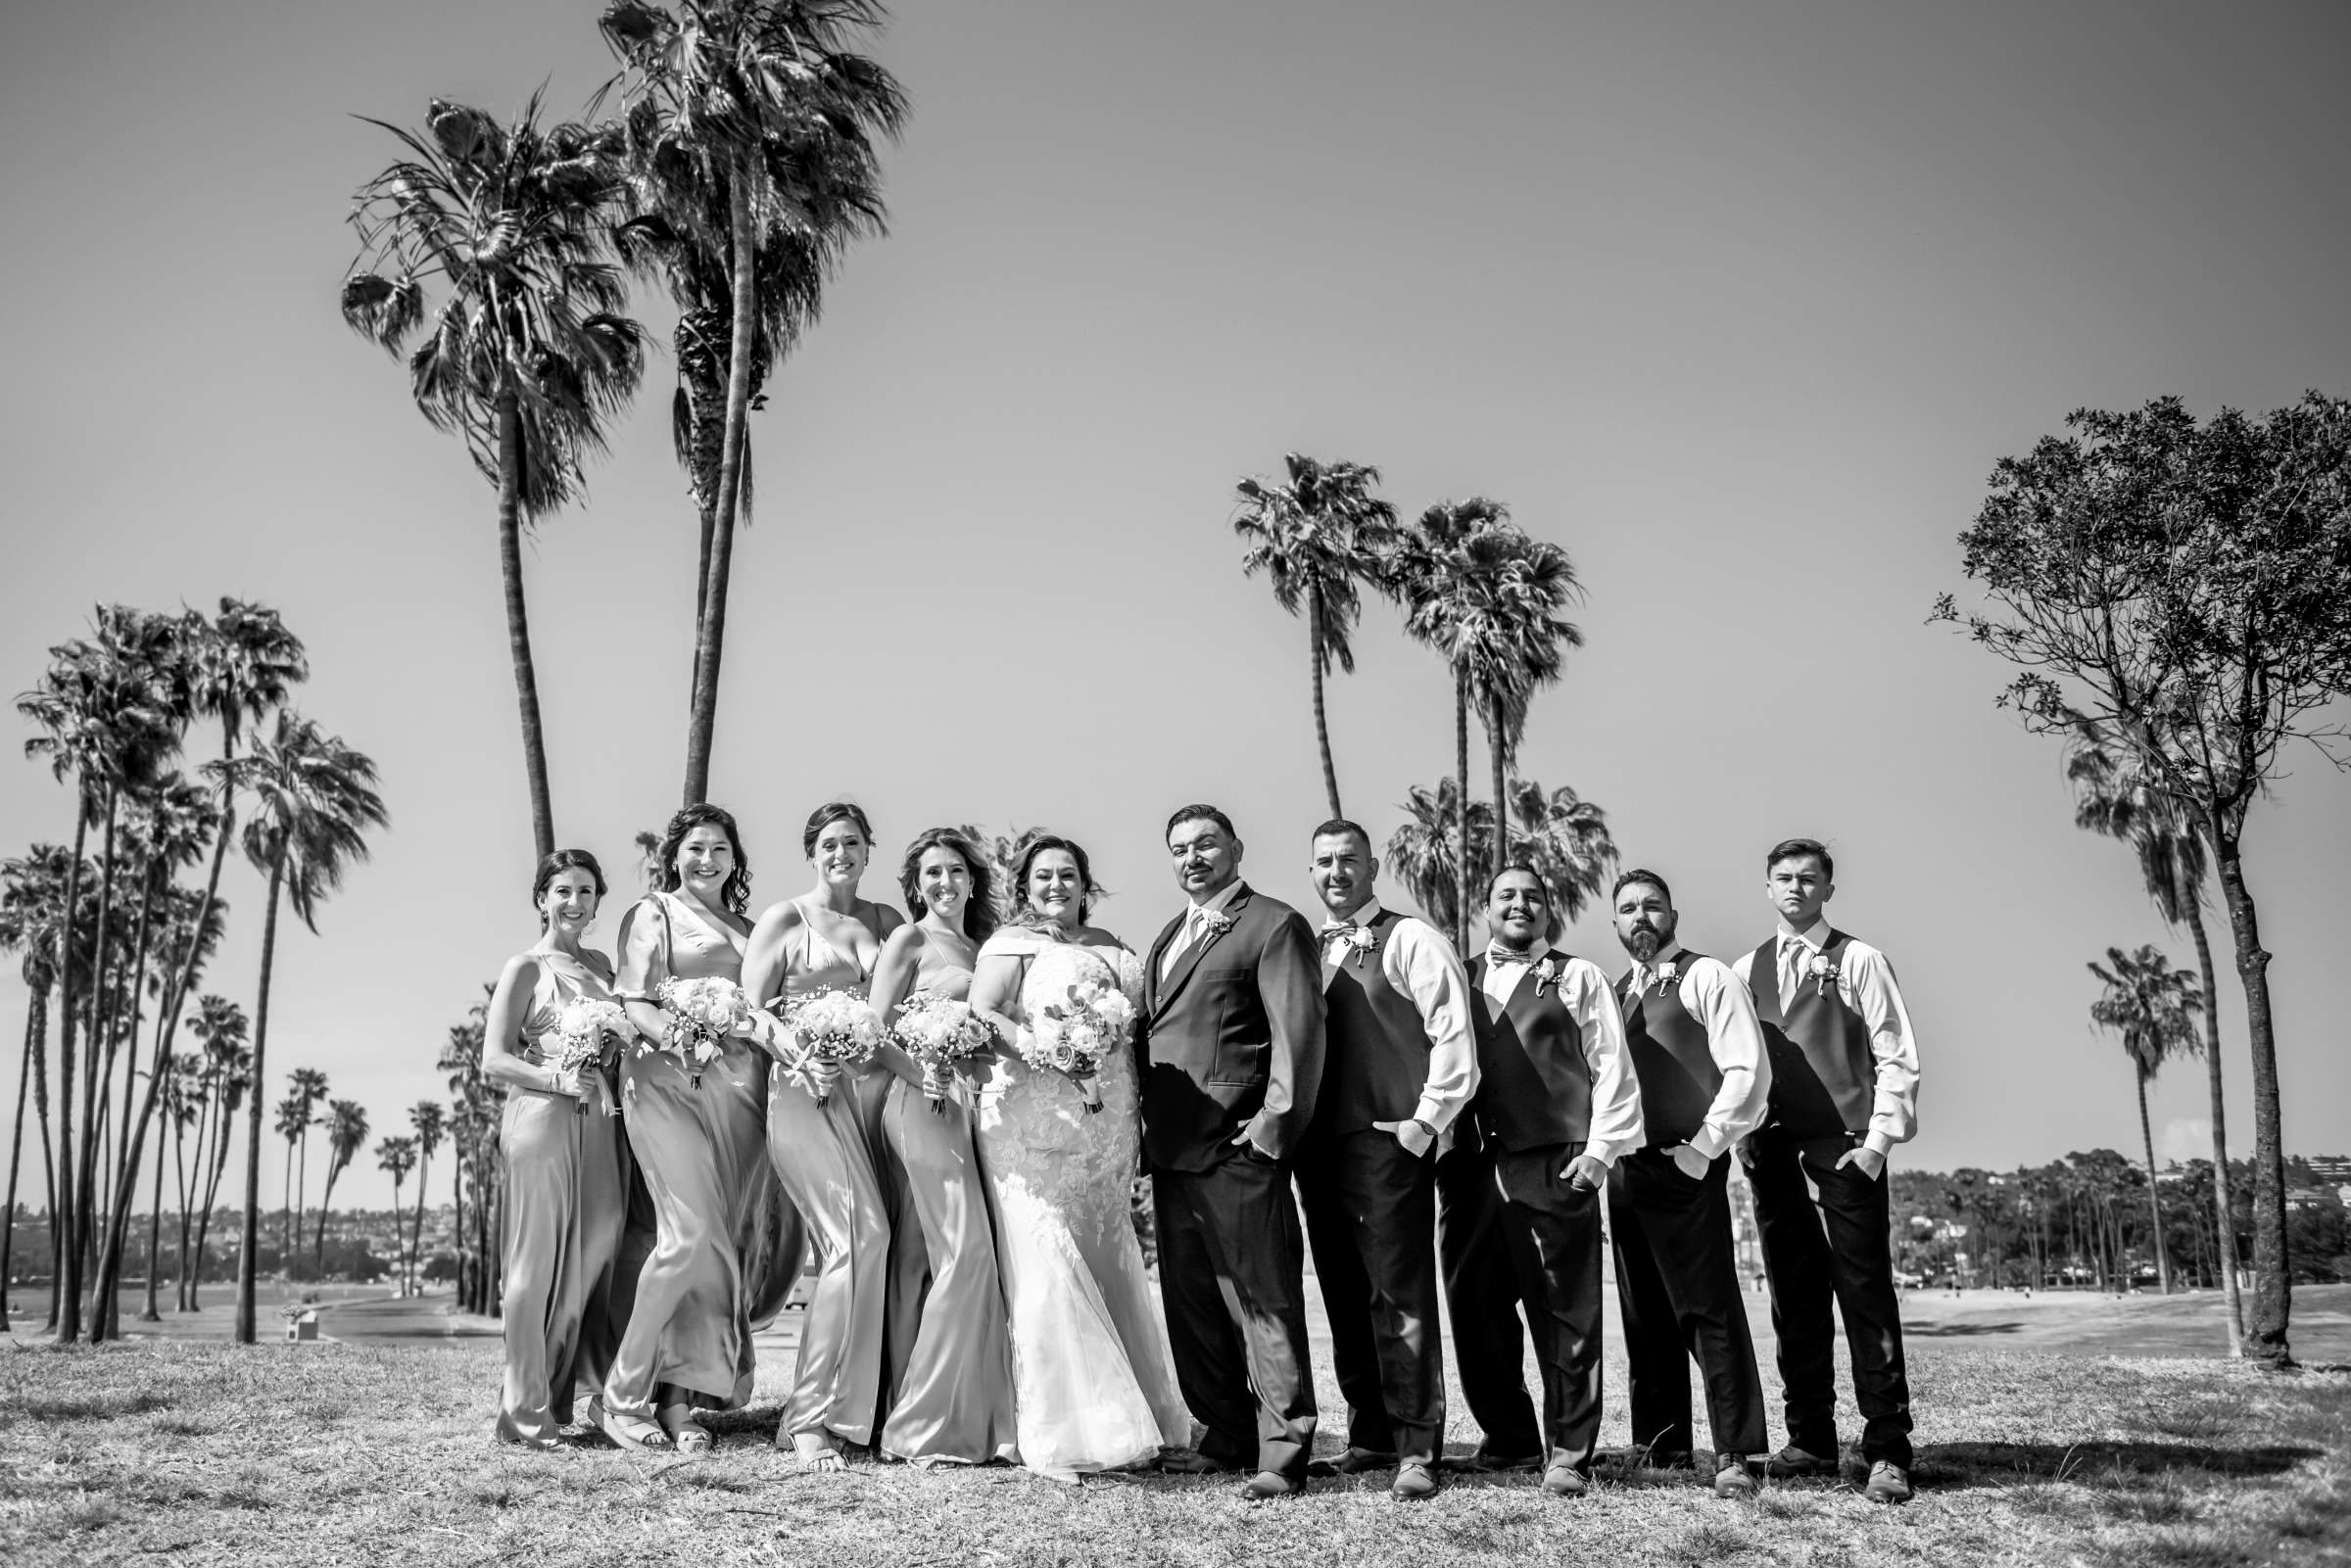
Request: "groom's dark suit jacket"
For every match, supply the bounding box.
[1137,882,1327,1174]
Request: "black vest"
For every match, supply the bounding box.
[1617,951,1722,1148]
[1319,908,1434,1132]
[1467,954,1594,1153]
[1746,931,1875,1137]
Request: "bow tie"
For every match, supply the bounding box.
[1487,947,1539,969]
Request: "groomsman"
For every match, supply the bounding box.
[1607,869,1772,1498]
[1461,865,1645,1497]
[1297,821,1478,1500]
[1732,838,1922,1505]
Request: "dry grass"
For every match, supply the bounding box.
[0,1339,2343,1567]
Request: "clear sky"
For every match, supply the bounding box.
[3,0,2348,1213]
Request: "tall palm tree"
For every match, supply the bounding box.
[1387,499,1510,950]
[1382,779,1492,942]
[1465,534,1582,867]
[225,712,388,1344]
[272,1093,308,1259]
[1506,781,1618,939]
[408,1101,447,1296]
[439,995,500,1314]
[599,0,906,805]
[0,846,74,1332]
[2087,944,2203,1296]
[1231,453,1401,820]
[285,1068,331,1265]
[314,1101,370,1272]
[342,96,645,861]
[164,1049,205,1314]
[2067,723,2245,1345]
[144,1051,203,1321]
[183,996,250,1310]
[376,1136,418,1294]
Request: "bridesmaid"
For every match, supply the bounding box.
[483,849,631,1449]
[868,829,1018,1466]
[598,805,771,1453]
[743,801,902,1468]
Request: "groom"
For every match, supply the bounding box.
[1139,804,1327,1499]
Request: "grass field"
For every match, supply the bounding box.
[3,1288,2348,1567]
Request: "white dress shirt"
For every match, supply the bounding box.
[1622,941,1774,1162]
[1161,878,1246,979]
[1322,897,1480,1134]
[1730,918,1921,1157]
[1482,938,1647,1167]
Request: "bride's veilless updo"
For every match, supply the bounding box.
[657,803,752,916]
[532,848,607,930]
[898,828,999,943]
[1012,833,1102,927]
[803,801,876,858]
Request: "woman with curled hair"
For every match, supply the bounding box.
[864,828,1017,1464]
[482,849,631,1448]
[597,805,776,1453]
[743,801,904,1469]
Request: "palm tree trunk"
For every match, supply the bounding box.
[2207,829,2290,1366]
[682,160,761,807]
[192,1105,233,1310]
[451,1152,466,1310]
[2179,891,2243,1350]
[234,853,287,1345]
[138,1121,166,1321]
[314,1168,336,1273]
[1308,587,1341,821]
[494,388,557,863]
[1489,696,1509,871]
[29,987,55,1327]
[70,788,123,1333]
[0,1008,33,1330]
[1452,667,1471,955]
[295,1127,310,1277]
[2135,1072,2170,1294]
[411,1148,430,1296]
[93,868,177,1342]
[172,1089,193,1312]
[51,804,89,1343]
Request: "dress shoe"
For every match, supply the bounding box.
[1464,1448,1544,1474]
[1241,1470,1301,1500]
[1712,1454,1756,1498]
[1391,1460,1438,1500]
[1863,1461,1913,1505]
[1541,1461,1588,1497]
[1157,1449,1235,1475]
[1760,1444,1840,1478]
[1308,1447,1399,1477]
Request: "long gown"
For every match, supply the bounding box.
[974,927,1189,1482]
[496,951,630,1447]
[765,900,891,1446]
[602,891,772,1421]
[877,962,1019,1464]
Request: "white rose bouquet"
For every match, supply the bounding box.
[890,992,996,1113]
[552,997,629,1116]
[783,988,885,1106]
[1021,974,1136,1114]
[654,975,751,1087]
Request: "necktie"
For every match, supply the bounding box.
[1161,905,1209,979]
[1779,936,1807,1013]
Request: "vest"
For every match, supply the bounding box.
[1467,954,1594,1153]
[1617,952,1722,1148]
[1319,909,1435,1132]
[1747,930,1876,1137]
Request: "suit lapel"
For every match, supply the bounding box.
[1149,883,1251,1022]
[1144,912,1183,1017]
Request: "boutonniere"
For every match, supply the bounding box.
[1345,925,1377,969]
[1806,952,1842,997]
[1534,956,1562,997]
[1651,959,1679,997]
[1199,908,1234,942]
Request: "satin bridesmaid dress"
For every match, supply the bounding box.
[877,961,1018,1464]
[766,898,892,1449]
[496,951,631,1447]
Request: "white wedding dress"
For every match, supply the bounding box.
[973,928,1189,1481]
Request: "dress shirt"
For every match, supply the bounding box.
[1161,878,1245,979]
[1322,897,1480,1134]
[1623,941,1773,1162]
[1480,938,1647,1167]
[1730,918,1920,1158]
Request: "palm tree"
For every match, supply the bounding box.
[1505,781,1619,939]
[2068,723,2245,1346]
[342,96,645,861]
[286,1067,331,1265]
[2087,944,2203,1295]
[408,1101,447,1296]
[1465,535,1583,867]
[145,1051,203,1321]
[1231,453,1401,819]
[164,1049,206,1314]
[313,1101,370,1272]
[226,712,388,1344]
[375,1136,418,1294]
[183,997,250,1310]
[0,844,79,1330]
[272,1092,307,1259]
[439,995,501,1314]
[598,0,906,805]
[1382,779,1492,942]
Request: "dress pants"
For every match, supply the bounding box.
[1153,1149,1319,1479]
[1491,1143,1606,1474]
[1607,1146,1766,1461]
[1435,1138,1541,1460]
[1297,1128,1445,1466]
[1747,1128,1913,1468]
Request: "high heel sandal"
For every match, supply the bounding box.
[591,1397,673,1452]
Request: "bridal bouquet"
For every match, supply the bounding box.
[890,992,996,1113]
[782,988,885,1106]
[654,975,751,1087]
[552,997,629,1116]
[1022,975,1135,1114]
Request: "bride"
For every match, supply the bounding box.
[969,833,1189,1482]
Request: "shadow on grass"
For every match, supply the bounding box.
[0,1390,170,1422]
[1917,1439,2324,1490]
[1905,1320,2027,1337]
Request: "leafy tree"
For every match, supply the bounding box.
[2087,943,2203,1294]
[1231,453,1400,819]
[375,1135,418,1292]
[1938,392,2351,1364]
[407,1100,447,1297]
[343,96,645,860]
[1384,778,1614,943]
[314,1100,370,1271]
